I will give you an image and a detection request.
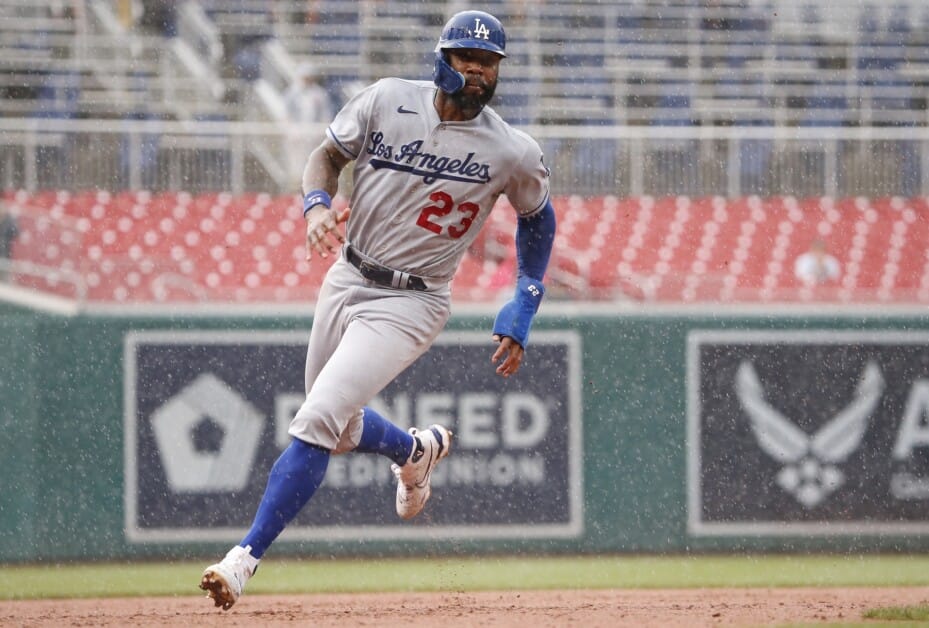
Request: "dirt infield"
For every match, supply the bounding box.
[2,587,927,627]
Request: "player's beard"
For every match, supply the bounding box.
[451,77,497,111]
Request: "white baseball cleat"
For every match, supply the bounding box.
[392,424,452,520]
[200,545,260,611]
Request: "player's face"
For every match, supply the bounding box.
[447,49,500,109]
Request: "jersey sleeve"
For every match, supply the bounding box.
[326,81,380,159]
[503,133,551,218]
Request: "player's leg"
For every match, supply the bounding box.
[200,262,352,611]
[351,404,451,517]
[201,263,450,609]
[303,298,416,466]
[290,296,449,451]
[199,438,329,610]
[290,260,451,454]
[354,405,416,465]
[290,285,452,520]
[230,258,367,557]
[293,258,423,464]
[240,439,330,556]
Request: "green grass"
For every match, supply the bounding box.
[779,624,929,628]
[1,554,929,601]
[864,606,929,621]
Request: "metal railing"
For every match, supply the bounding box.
[2,117,928,199]
[6,1,929,130]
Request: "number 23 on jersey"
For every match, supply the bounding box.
[415,191,479,239]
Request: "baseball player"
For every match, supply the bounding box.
[200,9,556,610]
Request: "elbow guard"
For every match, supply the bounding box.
[492,275,545,348]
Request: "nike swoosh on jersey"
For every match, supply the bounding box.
[397,105,418,114]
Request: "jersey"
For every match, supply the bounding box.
[326,77,550,283]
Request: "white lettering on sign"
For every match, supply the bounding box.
[275,393,305,449]
[459,393,497,447]
[275,391,551,451]
[416,392,457,433]
[440,452,546,486]
[275,390,553,488]
[369,394,413,431]
[891,472,929,500]
[323,454,394,489]
[893,380,929,460]
[322,452,546,489]
[502,393,549,448]
[371,392,551,449]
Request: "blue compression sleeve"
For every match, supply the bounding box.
[240,439,329,558]
[492,275,545,347]
[493,200,556,348]
[515,200,556,280]
[354,406,416,466]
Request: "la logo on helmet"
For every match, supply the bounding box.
[473,18,491,40]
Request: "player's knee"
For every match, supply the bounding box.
[288,411,340,451]
[289,402,362,453]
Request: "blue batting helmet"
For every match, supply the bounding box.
[433,10,506,94]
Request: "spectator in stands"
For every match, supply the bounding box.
[300,1,322,24]
[794,239,841,286]
[0,202,18,282]
[284,63,334,184]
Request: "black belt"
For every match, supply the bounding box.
[345,245,428,291]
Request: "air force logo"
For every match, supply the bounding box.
[689,330,929,535]
[735,360,884,507]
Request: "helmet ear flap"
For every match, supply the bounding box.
[433,51,466,94]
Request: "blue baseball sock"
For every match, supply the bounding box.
[353,406,415,466]
[240,438,329,559]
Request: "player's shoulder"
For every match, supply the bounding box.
[481,107,543,154]
[370,77,433,96]
[360,78,434,113]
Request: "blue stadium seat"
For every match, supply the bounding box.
[653,81,694,126]
[799,80,849,127]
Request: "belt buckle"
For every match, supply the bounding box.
[358,260,377,277]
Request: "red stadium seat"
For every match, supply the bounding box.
[7,191,929,304]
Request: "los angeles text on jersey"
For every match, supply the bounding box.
[366,131,492,184]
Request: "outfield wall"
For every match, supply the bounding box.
[3,307,929,562]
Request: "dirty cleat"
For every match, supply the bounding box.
[391,425,452,520]
[200,545,260,611]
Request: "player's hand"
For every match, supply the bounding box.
[491,334,524,378]
[305,206,350,260]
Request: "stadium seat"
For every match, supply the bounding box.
[7,190,929,305]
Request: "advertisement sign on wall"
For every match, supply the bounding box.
[124,329,583,543]
[688,330,929,536]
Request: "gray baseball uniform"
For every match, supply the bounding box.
[200,11,554,612]
[288,77,550,452]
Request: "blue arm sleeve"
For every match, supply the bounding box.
[515,200,557,281]
[492,199,557,348]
